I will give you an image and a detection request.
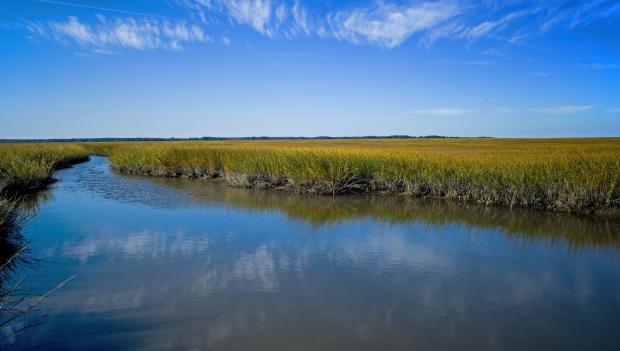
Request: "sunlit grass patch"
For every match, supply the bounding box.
[91,138,620,215]
[1,139,618,214]
[0,143,89,194]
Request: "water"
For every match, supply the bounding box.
[4,156,620,350]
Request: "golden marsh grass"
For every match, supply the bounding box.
[1,138,619,215]
[0,143,89,193]
[90,138,620,215]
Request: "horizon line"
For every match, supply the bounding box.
[3,135,620,143]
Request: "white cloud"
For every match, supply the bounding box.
[529,71,551,77]
[29,15,210,51]
[51,15,94,43]
[291,1,310,36]
[221,35,231,45]
[534,105,593,115]
[187,0,462,48]
[163,22,207,42]
[420,1,620,46]
[221,0,274,36]
[274,3,287,23]
[331,1,461,48]
[26,0,620,50]
[605,108,620,114]
[193,0,314,39]
[410,108,475,117]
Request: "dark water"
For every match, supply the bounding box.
[3,156,620,350]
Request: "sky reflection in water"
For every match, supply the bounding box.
[9,157,620,350]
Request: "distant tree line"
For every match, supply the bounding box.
[0,135,492,143]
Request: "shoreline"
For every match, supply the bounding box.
[0,155,91,195]
[111,163,620,217]
[2,140,619,218]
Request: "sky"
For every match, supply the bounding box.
[1,0,619,138]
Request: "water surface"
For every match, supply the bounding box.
[5,156,620,350]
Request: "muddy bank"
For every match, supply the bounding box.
[111,164,620,217]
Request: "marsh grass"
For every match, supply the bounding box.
[2,139,620,215]
[91,138,620,215]
[0,143,89,250]
[0,144,89,194]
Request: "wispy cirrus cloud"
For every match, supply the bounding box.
[28,15,210,51]
[330,1,461,48]
[221,0,274,35]
[183,0,463,48]
[186,0,319,39]
[24,0,620,51]
[410,108,475,116]
[460,9,531,40]
[196,0,620,48]
[534,105,594,115]
[33,0,169,18]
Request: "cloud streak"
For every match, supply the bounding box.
[34,0,168,18]
[460,9,530,40]
[184,0,620,48]
[222,0,274,35]
[28,15,210,51]
[25,0,620,50]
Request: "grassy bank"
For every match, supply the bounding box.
[86,138,620,215]
[0,143,90,194]
[2,139,620,215]
[0,143,90,233]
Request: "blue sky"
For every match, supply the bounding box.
[1,0,619,138]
